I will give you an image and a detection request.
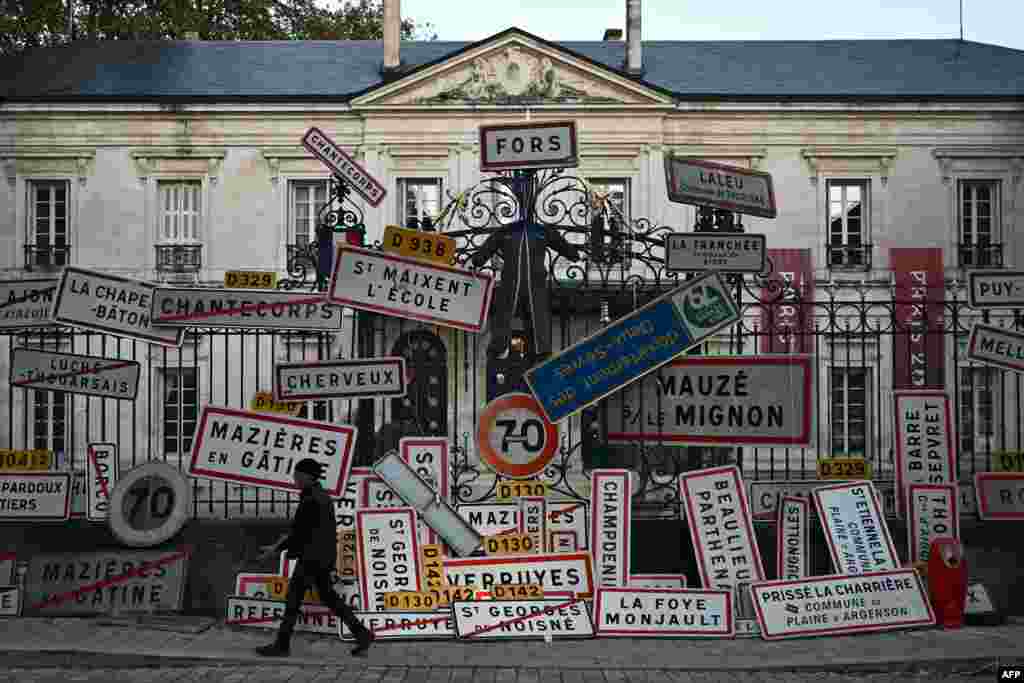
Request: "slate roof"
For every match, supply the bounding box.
[2,28,1023,101]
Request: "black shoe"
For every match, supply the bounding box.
[255,643,290,657]
[350,628,374,657]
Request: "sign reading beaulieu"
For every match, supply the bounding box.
[479,121,578,172]
[606,355,813,447]
[301,126,386,206]
[151,288,342,331]
[526,271,740,424]
[664,156,777,219]
[0,278,57,328]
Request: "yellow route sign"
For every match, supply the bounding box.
[492,584,545,600]
[992,451,1024,473]
[225,270,278,289]
[383,225,456,266]
[249,391,303,416]
[817,457,872,480]
[496,479,546,501]
[0,449,52,471]
[483,532,536,556]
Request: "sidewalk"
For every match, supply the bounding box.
[0,616,1022,672]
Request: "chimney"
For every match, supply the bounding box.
[603,28,623,41]
[66,0,73,41]
[383,0,401,73]
[625,0,642,74]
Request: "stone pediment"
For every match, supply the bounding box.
[353,32,672,108]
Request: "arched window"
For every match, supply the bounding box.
[391,330,447,436]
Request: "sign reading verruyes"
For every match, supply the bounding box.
[594,588,733,637]
[0,278,57,328]
[10,348,141,401]
[151,288,342,331]
[187,407,357,497]
[355,508,421,612]
[275,357,406,402]
[328,245,494,333]
[680,466,764,591]
[340,611,455,640]
[812,482,899,574]
[893,391,956,517]
[443,552,595,598]
[591,470,630,588]
[526,271,740,424]
[776,496,809,581]
[908,484,959,564]
[751,570,934,639]
[52,267,183,347]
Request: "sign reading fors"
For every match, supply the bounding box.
[479,121,578,172]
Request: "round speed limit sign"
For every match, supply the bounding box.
[477,393,558,479]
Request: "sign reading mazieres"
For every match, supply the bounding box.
[52,267,183,347]
[0,278,57,328]
[151,288,342,331]
[665,233,767,273]
[10,348,141,401]
[301,126,386,206]
[664,156,777,219]
[328,245,494,333]
[274,357,406,402]
[479,121,578,172]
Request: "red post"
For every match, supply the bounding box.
[927,537,967,629]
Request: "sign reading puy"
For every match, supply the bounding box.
[275,357,406,402]
[812,482,899,575]
[10,348,140,401]
[328,245,494,333]
[0,278,57,328]
[187,407,357,497]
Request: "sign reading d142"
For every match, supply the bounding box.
[526,272,740,424]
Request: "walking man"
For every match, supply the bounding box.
[255,458,374,657]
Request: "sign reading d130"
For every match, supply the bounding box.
[328,245,494,333]
[607,355,813,447]
[526,271,740,424]
[10,348,141,401]
[187,407,356,497]
[664,156,777,219]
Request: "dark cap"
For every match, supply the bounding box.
[294,458,323,477]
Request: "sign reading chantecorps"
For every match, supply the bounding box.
[187,407,356,497]
[301,126,386,206]
[328,245,494,333]
[680,466,765,592]
[10,348,141,401]
[274,357,406,401]
[590,470,631,588]
[751,570,934,639]
[0,278,57,328]
[151,288,342,330]
[52,266,183,347]
[893,391,956,518]
[812,482,899,575]
[607,356,813,447]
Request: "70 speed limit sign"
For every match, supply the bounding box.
[477,393,558,479]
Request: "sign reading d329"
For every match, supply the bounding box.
[525,271,740,424]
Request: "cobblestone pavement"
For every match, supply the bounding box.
[2,664,1002,683]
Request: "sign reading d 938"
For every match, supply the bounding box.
[525,271,739,424]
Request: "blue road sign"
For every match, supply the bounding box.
[524,271,739,424]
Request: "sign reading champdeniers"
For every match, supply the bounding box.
[328,245,494,333]
[526,271,740,424]
[301,126,386,207]
[607,355,813,447]
[812,482,899,575]
[187,407,356,497]
[52,266,184,347]
[893,391,956,518]
[150,288,343,330]
[751,570,935,640]
[591,470,631,588]
[10,348,141,401]
[0,278,57,328]
[275,357,406,402]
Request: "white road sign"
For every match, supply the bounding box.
[967,322,1024,374]
[0,586,20,617]
[751,570,934,640]
[749,480,897,520]
[151,288,342,330]
[680,466,765,591]
[975,472,1024,520]
[328,245,494,333]
[443,552,595,598]
[550,501,589,550]
[356,507,421,612]
[812,482,899,574]
[226,596,341,636]
[628,574,687,589]
[777,496,809,581]
[457,503,519,537]
[0,472,70,520]
[187,407,357,497]
[400,437,451,546]
[0,278,57,329]
[665,233,767,273]
[334,467,373,532]
[479,121,578,172]
[518,496,547,554]
[607,355,814,447]
[893,391,956,518]
[86,443,118,522]
[10,348,141,401]
[967,270,1024,308]
[664,156,777,219]
[340,611,455,640]
[52,266,183,347]
[453,598,593,640]
[908,484,959,564]
[301,127,386,206]
[275,357,406,402]
[594,587,733,637]
[591,469,631,588]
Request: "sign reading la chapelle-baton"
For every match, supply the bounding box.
[526,271,740,424]
[187,407,356,497]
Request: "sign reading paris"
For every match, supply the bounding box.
[664,156,777,219]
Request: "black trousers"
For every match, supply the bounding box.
[277,560,366,645]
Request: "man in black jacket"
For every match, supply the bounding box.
[255,458,374,657]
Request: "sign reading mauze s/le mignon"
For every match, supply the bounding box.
[664,156,777,219]
[479,121,578,172]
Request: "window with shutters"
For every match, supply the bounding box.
[958,180,1003,268]
[826,180,871,270]
[161,368,199,457]
[25,180,71,270]
[397,178,443,228]
[830,367,870,458]
[959,366,997,456]
[156,181,203,276]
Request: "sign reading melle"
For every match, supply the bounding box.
[607,355,813,447]
[894,391,956,517]
[275,357,406,402]
[967,322,1024,374]
[594,587,733,637]
[751,570,934,639]
[813,483,899,575]
[187,407,356,497]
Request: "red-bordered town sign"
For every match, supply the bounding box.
[477,393,558,479]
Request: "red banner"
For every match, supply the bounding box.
[760,249,814,353]
[891,248,945,389]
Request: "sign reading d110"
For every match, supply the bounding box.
[664,156,777,219]
[526,271,739,424]
[301,126,386,207]
[479,121,578,172]
[328,245,494,333]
